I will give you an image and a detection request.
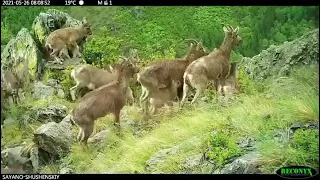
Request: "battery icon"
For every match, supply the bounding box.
[79,0,84,5]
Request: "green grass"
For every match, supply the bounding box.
[2,64,319,174]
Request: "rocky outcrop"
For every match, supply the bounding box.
[33,120,73,158]
[145,136,213,174]
[33,104,68,123]
[32,81,65,100]
[213,151,261,174]
[1,28,42,82]
[242,29,319,80]
[1,9,88,87]
[1,146,32,173]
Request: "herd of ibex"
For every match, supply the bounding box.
[1,17,242,147]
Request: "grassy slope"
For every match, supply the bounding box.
[3,65,318,174]
[45,64,320,174]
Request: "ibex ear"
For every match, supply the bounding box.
[233,26,239,34]
[82,17,88,25]
[109,65,114,72]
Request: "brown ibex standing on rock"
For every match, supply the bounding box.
[180,24,242,107]
[137,39,209,111]
[70,58,139,146]
[45,17,92,64]
[70,52,139,102]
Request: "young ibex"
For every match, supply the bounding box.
[218,62,240,97]
[137,39,209,109]
[148,79,181,115]
[70,55,139,102]
[70,59,138,146]
[45,17,92,64]
[181,24,242,106]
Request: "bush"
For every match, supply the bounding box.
[237,65,265,94]
[1,21,14,45]
[202,128,244,168]
[83,28,125,66]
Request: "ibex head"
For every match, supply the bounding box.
[221,23,242,46]
[81,17,92,36]
[184,39,208,61]
[118,54,139,77]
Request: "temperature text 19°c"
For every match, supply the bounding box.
[65,0,77,5]
[97,0,112,5]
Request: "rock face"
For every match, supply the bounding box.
[33,121,73,158]
[1,146,31,173]
[243,29,319,80]
[1,146,27,167]
[32,81,65,100]
[1,28,42,82]
[88,129,110,144]
[213,151,261,174]
[33,104,68,123]
[145,136,214,174]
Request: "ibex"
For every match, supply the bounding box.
[70,59,138,146]
[218,62,240,97]
[1,69,24,104]
[181,24,242,106]
[137,39,208,109]
[70,53,139,102]
[45,17,92,64]
[148,79,181,115]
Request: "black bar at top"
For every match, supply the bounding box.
[12,0,318,6]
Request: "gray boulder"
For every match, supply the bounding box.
[213,151,261,174]
[32,81,65,100]
[145,136,202,173]
[88,129,110,144]
[33,121,73,158]
[33,104,68,123]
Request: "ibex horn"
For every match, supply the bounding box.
[221,23,233,31]
[184,39,199,44]
[119,56,128,64]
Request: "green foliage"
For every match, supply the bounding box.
[291,129,319,156]
[1,6,319,61]
[202,128,244,168]
[237,65,262,94]
[1,6,48,35]
[61,65,76,100]
[259,129,319,173]
[1,22,14,45]
[83,28,125,65]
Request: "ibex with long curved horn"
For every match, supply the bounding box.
[181,24,242,107]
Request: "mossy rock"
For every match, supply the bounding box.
[1,28,42,84]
